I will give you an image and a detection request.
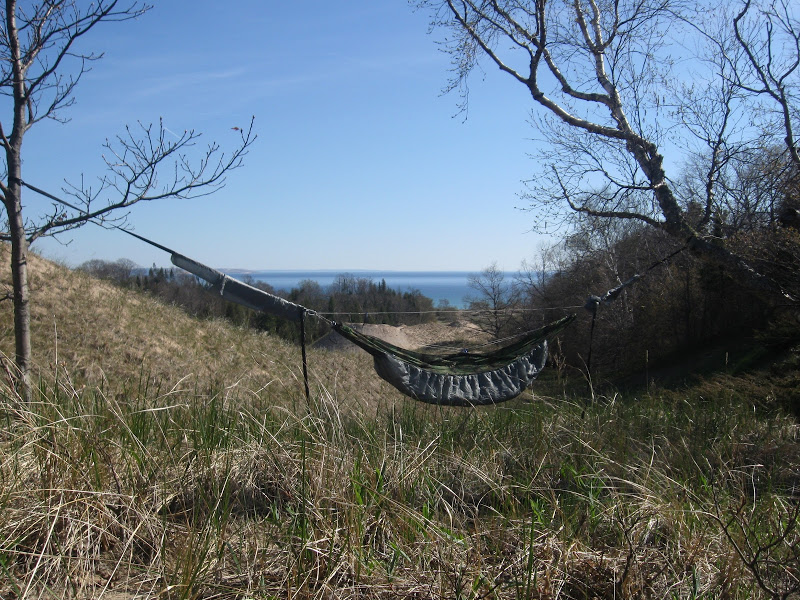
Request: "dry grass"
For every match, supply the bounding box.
[1,247,799,599]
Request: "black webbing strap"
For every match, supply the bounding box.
[584,243,689,376]
[300,311,310,403]
[586,300,598,376]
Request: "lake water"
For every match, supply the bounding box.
[223,270,479,308]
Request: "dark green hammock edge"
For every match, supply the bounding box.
[333,315,575,376]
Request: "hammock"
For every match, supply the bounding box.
[170,251,574,405]
[332,316,574,405]
[12,179,678,405]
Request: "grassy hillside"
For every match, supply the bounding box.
[0,244,395,412]
[1,248,799,599]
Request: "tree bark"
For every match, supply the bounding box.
[7,188,31,403]
[1,162,32,402]
[4,0,32,401]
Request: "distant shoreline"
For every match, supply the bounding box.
[220,269,498,309]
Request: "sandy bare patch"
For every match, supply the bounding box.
[314,323,413,351]
[313,319,489,354]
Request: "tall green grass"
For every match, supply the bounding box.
[1,353,798,599]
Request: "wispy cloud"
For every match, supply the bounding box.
[122,65,249,100]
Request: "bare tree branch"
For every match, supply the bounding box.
[733,0,800,168]
[0,0,252,399]
[419,0,796,302]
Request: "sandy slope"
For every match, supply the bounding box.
[314,319,487,353]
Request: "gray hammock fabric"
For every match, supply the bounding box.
[376,348,547,405]
[333,315,574,406]
[172,251,574,405]
[171,253,306,322]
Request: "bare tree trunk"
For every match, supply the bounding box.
[637,143,792,300]
[4,0,31,401]
[2,154,32,401]
[8,197,31,403]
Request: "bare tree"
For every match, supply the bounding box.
[0,1,254,400]
[415,0,796,301]
[732,0,800,170]
[77,257,137,283]
[682,0,800,229]
[466,262,514,338]
[516,242,568,308]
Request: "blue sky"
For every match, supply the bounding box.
[26,1,547,271]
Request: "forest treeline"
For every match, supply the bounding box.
[465,152,800,384]
[76,260,436,343]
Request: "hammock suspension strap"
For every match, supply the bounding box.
[583,243,690,376]
[300,311,310,403]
